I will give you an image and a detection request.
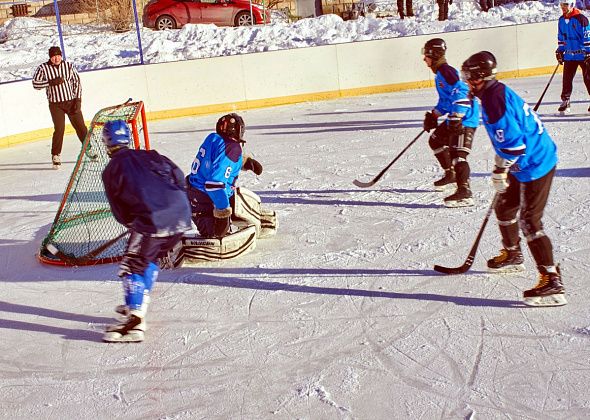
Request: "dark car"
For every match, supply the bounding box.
[143,0,271,29]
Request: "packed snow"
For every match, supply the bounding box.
[0,0,563,82]
[1,72,590,417]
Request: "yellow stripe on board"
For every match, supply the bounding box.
[0,65,563,149]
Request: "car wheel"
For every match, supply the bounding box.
[234,11,253,26]
[155,15,177,30]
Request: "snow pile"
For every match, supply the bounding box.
[0,0,562,82]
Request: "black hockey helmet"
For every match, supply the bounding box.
[422,38,447,59]
[461,51,497,81]
[216,113,245,143]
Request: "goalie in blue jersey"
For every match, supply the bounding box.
[101,119,192,342]
[461,51,566,307]
[187,113,265,239]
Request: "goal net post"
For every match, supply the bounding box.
[38,99,150,266]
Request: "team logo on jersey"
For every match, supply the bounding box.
[495,129,505,143]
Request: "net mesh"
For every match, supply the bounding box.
[38,100,149,266]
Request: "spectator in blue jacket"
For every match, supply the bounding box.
[555,0,590,113]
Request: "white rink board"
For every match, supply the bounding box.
[0,20,557,144]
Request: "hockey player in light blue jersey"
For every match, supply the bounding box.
[187,113,263,238]
[461,51,566,307]
[422,38,481,208]
[555,0,590,113]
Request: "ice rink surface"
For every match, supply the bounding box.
[1,74,590,419]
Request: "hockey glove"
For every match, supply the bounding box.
[213,207,232,238]
[242,155,263,175]
[555,50,564,65]
[491,167,509,193]
[447,114,464,136]
[48,76,64,86]
[423,111,438,132]
[584,54,590,71]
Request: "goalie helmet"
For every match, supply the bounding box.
[422,38,447,59]
[216,113,245,143]
[461,51,497,81]
[102,120,131,154]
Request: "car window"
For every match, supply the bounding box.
[200,0,220,4]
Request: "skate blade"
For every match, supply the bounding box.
[523,294,567,307]
[434,184,453,192]
[52,164,60,170]
[487,264,526,274]
[444,198,474,208]
[558,109,571,116]
[103,329,145,342]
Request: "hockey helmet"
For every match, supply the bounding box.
[102,119,131,151]
[461,51,497,81]
[216,113,245,143]
[560,0,575,7]
[422,38,447,59]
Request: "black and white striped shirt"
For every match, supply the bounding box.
[32,60,82,103]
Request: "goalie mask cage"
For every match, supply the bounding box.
[38,100,150,266]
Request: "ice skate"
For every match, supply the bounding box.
[487,248,525,273]
[52,154,61,169]
[557,99,570,115]
[523,266,567,307]
[115,294,150,316]
[433,169,455,191]
[443,184,474,207]
[103,313,146,342]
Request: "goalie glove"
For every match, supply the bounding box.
[242,154,263,175]
[213,207,232,238]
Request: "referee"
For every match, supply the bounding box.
[32,46,93,168]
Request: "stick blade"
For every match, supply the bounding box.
[433,264,471,275]
[352,179,376,188]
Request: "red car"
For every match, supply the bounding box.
[143,0,271,29]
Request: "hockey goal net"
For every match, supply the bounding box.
[38,100,150,266]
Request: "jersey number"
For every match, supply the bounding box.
[522,103,544,135]
[190,147,206,174]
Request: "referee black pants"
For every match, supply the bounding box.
[48,100,88,156]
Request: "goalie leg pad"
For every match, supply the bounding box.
[180,225,257,266]
[233,187,278,238]
[259,208,278,238]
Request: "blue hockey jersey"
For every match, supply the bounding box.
[479,81,558,182]
[102,148,192,237]
[187,132,243,210]
[434,63,480,128]
[557,9,590,61]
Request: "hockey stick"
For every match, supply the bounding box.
[353,129,427,188]
[533,64,559,112]
[433,193,499,275]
